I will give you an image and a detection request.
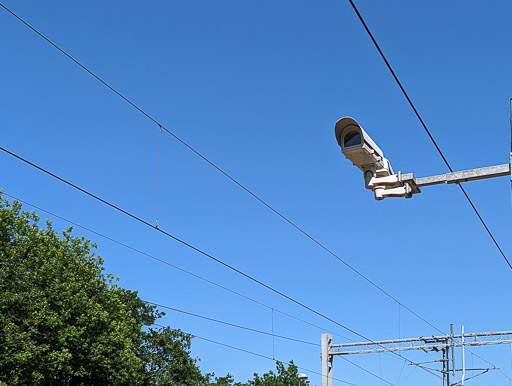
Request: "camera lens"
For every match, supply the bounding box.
[344,131,361,147]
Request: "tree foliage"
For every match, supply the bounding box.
[209,361,309,386]
[0,197,208,385]
[0,197,308,385]
[240,361,308,386]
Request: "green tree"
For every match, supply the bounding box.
[241,361,309,386]
[239,361,308,386]
[208,361,309,386]
[139,326,209,385]
[0,197,209,385]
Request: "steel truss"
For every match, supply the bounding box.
[321,326,512,386]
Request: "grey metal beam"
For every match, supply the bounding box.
[330,331,512,356]
[402,163,510,188]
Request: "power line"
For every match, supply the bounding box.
[347,0,512,270]
[0,146,437,376]
[339,356,395,386]
[153,323,392,386]
[0,1,491,379]
[192,333,352,384]
[145,300,318,347]
[0,191,353,343]
[2,191,410,384]
[0,1,445,336]
[347,1,512,379]
[0,2,485,378]
[1,190,400,384]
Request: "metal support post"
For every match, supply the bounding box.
[461,325,466,385]
[442,347,448,386]
[321,333,333,386]
[446,344,450,386]
[451,324,456,377]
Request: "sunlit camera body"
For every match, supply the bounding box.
[334,117,394,188]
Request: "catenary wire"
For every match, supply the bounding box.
[347,0,512,270]
[144,300,318,347]
[0,3,505,382]
[339,356,395,386]
[0,191,354,343]
[0,3,491,380]
[1,190,410,382]
[0,1,446,336]
[0,2,483,379]
[155,126,162,229]
[152,323,391,386]
[0,146,439,378]
[347,1,512,379]
[3,189,440,381]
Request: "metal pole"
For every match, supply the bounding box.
[451,324,456,377]
[442,347,447,386]
[446,345,450,386]
[461,325,466,385]
[321,334,333,386]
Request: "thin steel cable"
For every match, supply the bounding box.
[0,147,439,376]
[469,350,512,382]
[1,191,401,384]
[155,125,163,229]
[0,1,444,336]
[338,356,396,386]
[152,322,388,386]
[347,0,512,270]
[271,308,275,359]
[0,3,480,379]
[0,191,354,343]
[348,1,512,378]
[144,300,318,347]
[0,3,498,380]
[395,359,407,385]
[191,336,361,386]
[192,334,352,384]
[4,191,435,381]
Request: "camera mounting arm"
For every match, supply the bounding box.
[334,116,512,201]
[367,157,511,200]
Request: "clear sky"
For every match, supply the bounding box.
[1,1,512,385]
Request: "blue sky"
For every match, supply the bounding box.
[1,1,512,384]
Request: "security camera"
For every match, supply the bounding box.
[334,115,510,200]
[335,117,413,199]
[334,117,394,186]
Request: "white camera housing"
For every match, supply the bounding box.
[334,117,409,199]
[334,117,394,180]
[334,117,395,189]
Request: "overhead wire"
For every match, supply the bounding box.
[191,333,359,385]
[0,193,403,385]
[0,0,446,337]
[0,2,493,380]
[1,190,406,383]
[4,190,446,384]
[0,191,354,343]
[152,323,393,386]
[347,0,512,379]
[144,300,318,347]
[0,147,439,378]
[0,1,484,379]
[347,0,512,270]
[155,125,163,229]
[338,356,395,386]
